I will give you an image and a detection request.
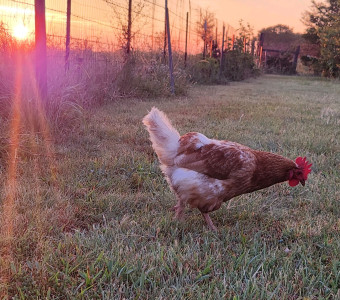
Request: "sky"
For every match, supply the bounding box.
[0,0,315,53]
[197,0,314,33]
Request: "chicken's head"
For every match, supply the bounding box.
[288,157,312,187]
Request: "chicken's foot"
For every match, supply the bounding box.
[202,213,217,231]
[172,204,184,220]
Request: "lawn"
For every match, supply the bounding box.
[0,75,339,299]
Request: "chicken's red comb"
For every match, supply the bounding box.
[296,156,312,180]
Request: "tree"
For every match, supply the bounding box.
[105,0,145,55]
[197,9,215,58]
[303,0,340,77]
[258,24,302,48]
[238,20,254,40]
[235,20,255,52]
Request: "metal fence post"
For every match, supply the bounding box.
[165,0,174,95]
[35,0,47,102]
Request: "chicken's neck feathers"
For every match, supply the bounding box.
[249,150,296,190]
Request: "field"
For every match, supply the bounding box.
[0,75,339,299]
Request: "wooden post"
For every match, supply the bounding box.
[126,0,132,54]
[232,34,235,50]
[35,0,47,101]
[219,24,225,79]
[65,0,71,71]
[292,45,300,74]
[151,0,155,50]
[165,0,174,94]
[243,37,246,53]
[203,20,207,59]
[215,18,217,45]
[184,11,188,67]
[251,40,255,56]
[163,3,167,62]
[258,32,264,56]
[259,46,263,67]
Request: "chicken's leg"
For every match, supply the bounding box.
[171,204,184,220]
[171,195,185,221]
[202,213,217,231]
[171,194,186,221]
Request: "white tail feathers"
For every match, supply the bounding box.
[143,107,180,166]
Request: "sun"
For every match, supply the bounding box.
[13,23,29,40]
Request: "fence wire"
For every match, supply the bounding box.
[1,0,237,56]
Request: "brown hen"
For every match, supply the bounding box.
[143,107,312,231]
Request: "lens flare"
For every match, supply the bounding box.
[0,54,22,298]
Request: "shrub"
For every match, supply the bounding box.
[221,51,260,81]
[187,52,259,84]
[264,51,295,75]
[188,57,221,84]
[115,54,188,97]
[300,55,323,75]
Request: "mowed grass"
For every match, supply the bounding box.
[0,75,339,299]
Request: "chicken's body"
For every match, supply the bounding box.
[143,107,311,230]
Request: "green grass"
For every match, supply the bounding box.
[0,75,339,299]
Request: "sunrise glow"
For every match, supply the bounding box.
[12,23,29,40]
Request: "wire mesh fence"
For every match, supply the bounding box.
[1,0,238,63]
[0,0,252,104]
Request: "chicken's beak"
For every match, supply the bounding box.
[300,180,305,186]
